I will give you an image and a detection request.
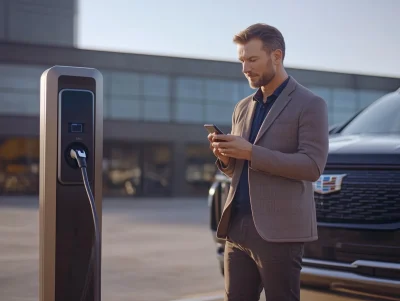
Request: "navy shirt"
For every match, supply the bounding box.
[232,76,290,216]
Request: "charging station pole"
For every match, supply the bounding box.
[39,66,103,301]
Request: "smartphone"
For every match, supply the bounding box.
[204,124,225,135]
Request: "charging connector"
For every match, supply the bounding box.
[70,148,101,301]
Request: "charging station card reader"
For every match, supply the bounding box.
[69,123,84,133]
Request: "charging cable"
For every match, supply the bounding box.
[70,148,100,301]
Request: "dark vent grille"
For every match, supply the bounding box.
[314,169,400,224]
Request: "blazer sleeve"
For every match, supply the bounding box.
[249,96,329,182]
[215,103,239,178]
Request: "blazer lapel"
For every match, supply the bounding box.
[229,98,257,187]
[254,77,297,144]
[241,98,257,140]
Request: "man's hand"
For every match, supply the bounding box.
[208,133,230,166]
[212,134,252,161]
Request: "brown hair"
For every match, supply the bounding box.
[233,23,286,61]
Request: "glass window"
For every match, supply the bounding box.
[332,88,357,110]
[204,103,235,125]
[185,144,217,184]
[204,79,240,103]
[110,71,141,96]
[308,86,332,106]
[176,77,204,101]
[103,95,111,119]
[109,97,142,119]
[238,81,256,99]
[341,91,400,134]
[143,74,170,97]
[332,109,356,125]
[328,112,335,126]
[143,98,170,122]
[0,64,45,91]
[142,144,172,196]
[358,89,389,109]
[99,69,112,96]
[0,64,45,115]
[103,142,173,197]
[175,103,204,123]
[103,141,142,197]
[101,71,112,119]
[0,137,39,195]
[0,91,39,115]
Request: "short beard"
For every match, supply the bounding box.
[250,70,276,88]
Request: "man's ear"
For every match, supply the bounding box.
[273,49,283,65]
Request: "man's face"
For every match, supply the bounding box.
[237,39,277,88]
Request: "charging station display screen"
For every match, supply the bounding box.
[59,89,94,135]
[58,88,95,184]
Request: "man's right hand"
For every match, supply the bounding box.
[208,133,230,166]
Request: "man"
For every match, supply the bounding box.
[207,23,329,301]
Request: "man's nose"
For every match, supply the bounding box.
[242,62,251,74]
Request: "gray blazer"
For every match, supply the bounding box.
[216,76,329,243]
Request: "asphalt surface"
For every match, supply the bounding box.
[0,196,396,301]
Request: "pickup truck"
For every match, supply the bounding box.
[208,87,400,298]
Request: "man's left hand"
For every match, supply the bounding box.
[212,134,252,161]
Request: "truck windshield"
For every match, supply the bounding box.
[340,91,400,135]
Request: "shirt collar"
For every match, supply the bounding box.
[253,76,290,103]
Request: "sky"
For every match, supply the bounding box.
[77,0,400,78]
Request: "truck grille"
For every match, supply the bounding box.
[314,169,400,224]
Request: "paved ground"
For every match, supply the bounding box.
[0,196,395,301]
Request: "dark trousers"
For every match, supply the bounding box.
[224,212,304,301]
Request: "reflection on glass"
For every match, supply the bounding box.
[185,144,216,185]
[176,103,204,123]
[176,77,204,100]
[204,79,240,103]
[239,81,256,99]
[143,98,171,122]
[110,71,141,97]
[332,88,357,110]
[0,64,45,115]
[332,109,357,125]
[103,141,142,196]
[205,103,235,125]
[143,74,170,97]
[103,141,173,197]
[142,144,172,196]
[0,137,39,195]
[108,97,142,120]
[358,89,389,109]
[308,86,332,106]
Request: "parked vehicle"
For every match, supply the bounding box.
[208,88,400,298]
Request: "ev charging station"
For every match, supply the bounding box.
[39,66,103,301]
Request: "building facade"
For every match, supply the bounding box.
[0,41,399,198]
[0,0,76,47]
